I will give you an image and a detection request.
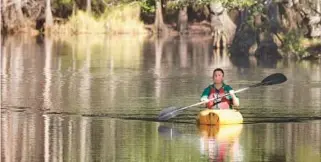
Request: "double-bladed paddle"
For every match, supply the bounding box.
[157,73,287,121]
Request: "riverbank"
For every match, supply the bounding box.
[1,2,212,36]
[1,1,320,60]
[51,3,148,35]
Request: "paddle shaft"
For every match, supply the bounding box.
[168,87,250,115]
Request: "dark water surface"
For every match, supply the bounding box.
[1,35,321,162]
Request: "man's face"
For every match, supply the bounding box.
[213,71,224,84]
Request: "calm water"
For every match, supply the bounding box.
[1,35,321,162]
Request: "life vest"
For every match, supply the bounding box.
[206,86,231,109]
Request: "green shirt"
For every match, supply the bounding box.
[200,83,238,109]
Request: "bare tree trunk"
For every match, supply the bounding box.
[86,0,91,13]
[0,0,2,34]
[72,1,77,16]
[14,0,25,27]
[209,2,236,48]
[177,6,188,34]
[2,0,9,33]
[308,0,321,37]
[1,0,2,34]
[282,5,297,31]
[154,0,167,35]
[45,0,53,31]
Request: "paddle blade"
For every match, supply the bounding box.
[158,106,182,121]
[261,73,287,86]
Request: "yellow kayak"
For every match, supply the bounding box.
[196,109,243,125]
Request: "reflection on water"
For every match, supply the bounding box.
[2,35,321,117]
[1,110,44,162]
[198,124,243,162]
[1,35,321,162]
[2,110,321,162]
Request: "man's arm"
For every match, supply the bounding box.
[225,86,240,107]
[229,90,240,107]
[200,86,210,101]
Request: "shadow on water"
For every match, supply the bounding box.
[158,125,183,138]
[42,109,321,125]
[43,111,196,124]
[230,53,281,69]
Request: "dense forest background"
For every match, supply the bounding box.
[1,0,321,59]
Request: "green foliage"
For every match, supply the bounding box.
[248,2,264,15]
[67,11,106,34]
[282,31,305,54]
[52,0,73,9]
[60,0,73,4]
[280,31,321,57]
[52,0,74,18]
[140,0,155,14]
[191,0,259,9]
[50,0,264,17]
[166,0,191,10]
[58,2,146,35]
[102,2,148,34]
[240,2,265,28]
[219,0,257,8]
[52,0,73,10]
[164,0,263,12]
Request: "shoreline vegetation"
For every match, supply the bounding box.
[51,2,148,35]
[1,0,321,59]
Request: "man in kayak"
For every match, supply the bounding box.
[200,68,239,109]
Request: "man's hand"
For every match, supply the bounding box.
[200,98,209,107]
[229,90,236,98]
[229,90,240,107]
[200,98,209,102]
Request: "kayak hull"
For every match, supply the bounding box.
[196,109,243,125]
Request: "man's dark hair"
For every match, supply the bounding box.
[213,68,224,76]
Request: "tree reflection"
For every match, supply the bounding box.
[1,35,321,162]
[2,109,321,162]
